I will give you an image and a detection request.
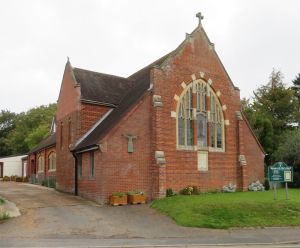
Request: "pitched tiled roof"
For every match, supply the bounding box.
[73,68,136,106]
[73,53,172,152]
[28,133,56,154]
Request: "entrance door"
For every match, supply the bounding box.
[0,162,3,178]
[23,161,27,177]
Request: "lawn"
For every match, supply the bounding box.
[0,197,9,221]
[151,189,300,229]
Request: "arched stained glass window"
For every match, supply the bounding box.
[196,81,207,147]
[210,92,223,149]
[178,87,193,146]
[177,80,224,151]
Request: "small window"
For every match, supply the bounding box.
[68,118,71,145]
[77,154,82,178]
[60,122,63,150]
[48,152,56,171]
[38,155,44,172]
[89,152,94,179]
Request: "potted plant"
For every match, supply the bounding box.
[127,191,146,204]
[110,192,127,206]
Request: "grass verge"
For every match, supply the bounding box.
[151,189,300,229]
[0,197,9,221]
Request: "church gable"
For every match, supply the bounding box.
[57,60,81,120]
[148,13,264,195]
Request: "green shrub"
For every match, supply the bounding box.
[112,192,126,197]
[192,186,199,195]
[0,212,9,221]
[47,177,56,188]
[180,186,193,195]
[0,198,5,205]
[166,188,174,197]
[15,177,22,182]
[127,191,144,196]
[264,179,270,191]
[3,176,10,182]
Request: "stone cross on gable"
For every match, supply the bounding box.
[196,12,204,26]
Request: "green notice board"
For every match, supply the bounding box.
[268,162,293,182]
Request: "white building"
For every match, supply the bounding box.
[0,155,27,178]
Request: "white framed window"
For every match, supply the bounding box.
[48,152,56,171]
[176,80,224,151]
[38,155,44,173]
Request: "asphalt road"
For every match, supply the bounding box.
[0,182,300,248]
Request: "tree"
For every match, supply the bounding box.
[0,110,16,156]
[243,69,300,166]
[291,73,300,127]
[292,73,300,101]
[1,103,56,155]
[253,69,299,131]
[274,130,300,187]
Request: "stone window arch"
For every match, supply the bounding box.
[176,80,225,151]
[48,152,56,171]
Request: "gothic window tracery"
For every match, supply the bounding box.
[177,80,224,151]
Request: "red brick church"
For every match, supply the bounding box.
[28,13,264,203]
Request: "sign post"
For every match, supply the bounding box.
[268,162,293,200]
[273,183,277,200]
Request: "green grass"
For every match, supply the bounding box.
[0,198,9,221]
[0,212,9,221]
[151,189,300,229]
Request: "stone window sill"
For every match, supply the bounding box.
[177,145,225,153]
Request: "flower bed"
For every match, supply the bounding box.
[110,192,128,206]
[127,191,146,204]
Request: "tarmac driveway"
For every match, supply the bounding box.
[0,181,215,240]
[0,182,300,246]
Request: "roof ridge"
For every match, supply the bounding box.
[128,51,173,79]
[73,67,130,81]
[73,70,150,152]
[28,133,56,154]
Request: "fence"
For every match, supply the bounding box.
[29,174,56,188]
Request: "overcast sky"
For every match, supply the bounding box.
[0,0,299,113]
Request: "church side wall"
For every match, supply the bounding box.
[242,121,265,183]
[77,93,152,204]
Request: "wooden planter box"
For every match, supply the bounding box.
[110,195,127,206]
[128,194,146,204]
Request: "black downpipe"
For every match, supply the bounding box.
[72,152,78,196]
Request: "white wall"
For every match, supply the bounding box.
[0,155,26,177]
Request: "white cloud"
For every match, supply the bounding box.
[0,0,299,112]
